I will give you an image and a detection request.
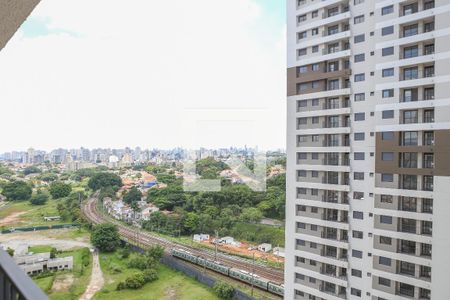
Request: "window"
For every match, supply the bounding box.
[297,117,307,125]
[403,131,418,146]
[382,47,394,56]
[312,45,319,53]
[354,15,365,24]
[311,64,320,71]
[297,222,306,229]
[424,21,434,33]
[312,135,319,142]
[354,73,365,82]
[354,133,365,141]
[298,31,306,39]
[382,5,394,15]
[424,0,435,9]
[403,3,418,15]
[423,175,434,191]
[402,174,418,190]
[424,109,434,123]
[297,14,306,23]
[311,207,318,213]
[403,45,418,58]
[311,28,318,36]
[382,110,394,119]
[378,277,391,286]
[354,152,365,160]
[298,83,308,92]
[380,236,392,245]
[298,66,308,74]
[403,24,418,37]
[382,89,394,98]
[402,152,418,168]
[354,172,365,180]
[296,239,305,246]
[297,170,307,177]
[380,215,392,224]
[310,224,318,231]
[381,173,393,182]
[403,67,418,80]
[403,88,418,102]
[297,135,307,143]
[328,79,339,90]
[297,152,307,160]
[352,269,362,277]
[380,195,393,203]
[354,0,364,4]
[424,44,435,55]
[382,25,394,36]
[298,48,307,56]
[382,68,394,77]
[354,113,365,121]
[382,132,394,140]
[382,152,394,161]
[400,261,415,276]
[311,152,319,159]
[311,188,318,195]
[312,116,319,124]
[311,81,320,89]
[354,93,365,101]
[403,110,418,124]
[353,231,363,239]
[352,250,363,258]
[423,198,433,213]
[328,25,339,35]
[354,53,365,62]
[311,10,318,18]
[298,100,307,108]
[354,34,365,43]
[354,192,364,200]
[379,256,391,266]
[353,211,363,219]
[351,288,361,297]
[295,273,305,280]
[399,283,415,297]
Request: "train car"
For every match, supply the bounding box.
[204,259,230,275]
[268,282,284,297]
[229,268,269,290]
[171,248,198,264]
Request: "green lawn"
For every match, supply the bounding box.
[33,247,93,300]
[94,251,219,300]
[0,199,67,228]
[28,245,54,253]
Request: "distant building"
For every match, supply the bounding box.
[257,243,272,253]
[193,234,210,242]
[272,247,284,258]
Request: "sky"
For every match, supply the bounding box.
[0,0,286,152]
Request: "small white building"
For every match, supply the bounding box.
[218,236,241,247]
[258,243,272,253]
[273,247,285,258]
[14,253,73,276]
[193,234,210,242]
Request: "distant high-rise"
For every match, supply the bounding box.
[286,0,450,299]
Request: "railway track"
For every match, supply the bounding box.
[82,195,285,283]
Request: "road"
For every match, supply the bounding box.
[82,195,284,283]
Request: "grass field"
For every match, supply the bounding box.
[28,245,54,253]
[0,199,66,228]
[94,251,219,300]
[33,247,92,300]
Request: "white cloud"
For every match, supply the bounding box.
[0,0,286,152]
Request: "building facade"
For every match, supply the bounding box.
[286,0,450,299]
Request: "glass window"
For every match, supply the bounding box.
[354,73,365,82]
[352,269,362,277]
[403,131,418,145]
[354,53,365,62]
[352,250,363,258]
[379,277,391,286]
[403,46,418,58]
[403,24,418,37]
[403,67,418,80]
[402,152,418,168]
[354,132,365,141]
[382,5,394,15]
[423,198,433,213]
[297,14,307,23]
[354,93,365,101]
[311,10,318,18]
[354,34,365,43]
[402,174,417,190]
[380,236,392,245]
[403,110,418,124]
[381,173,393,182]
[382,110,394,119]
[382,25,394,36]
[380,195,393,203]
[354,15,364,24]
[382,89,394,98]
[382,152,394,161]
[382,47,394,56]
[403,3,418,15]
[298,31,306,39]
[354,152,365,160]
[379,256,391,266]
[354,172,364,180]
[424,110,434,123]
[354,112,365,121]
[381,132,394,140]
[382,68,394,77]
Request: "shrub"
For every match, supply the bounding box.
[124,272,146,289]
[213,282,235,300]
[142,269,158,283]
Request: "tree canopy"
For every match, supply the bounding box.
[49,181,72,199]
[123,186,142,205]
[2,181,32,201]
[88,172,122,191]
[91,223,121,252]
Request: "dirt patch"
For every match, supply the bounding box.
[164,287,177,300]
[79,251,104,300]
[52,274,74,292]
[0,211,27,226]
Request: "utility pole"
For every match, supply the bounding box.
[251,252,255,297]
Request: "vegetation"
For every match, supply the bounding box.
[30,191,50,205]
[56,192,84,223]
[49,181,72,199]
[123,187,142,205]
[2,181,32,201]
[88,172,122,191]
[23,166,41,175]
[213,281,235,300]
[91,224,121,252]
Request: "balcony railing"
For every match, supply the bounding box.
[0,249,48,300]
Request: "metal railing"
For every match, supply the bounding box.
[0,249,48,300]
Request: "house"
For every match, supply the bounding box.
[218,236,241,247]
[273,247,285,258]
[258,243,272,253]
[193,234,210,242]
[14,252,73,276]
[43,216,61,222]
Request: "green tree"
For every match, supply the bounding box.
[239,207,263,223]
[49,181,72,199]
[145,245,164,261]
[91,224,121,252]
[23,166,41,175]
[2,181,32,201]
[6,247,14,257]
[182,212,199,234]
[213,281,235,300]
[123,187,142,204]
[30,191,49,205]
[88,172,122,191]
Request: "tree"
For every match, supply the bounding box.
[30,191,49,205]
[23,166,41,175]
[182,212,199,234]
[145,245,164,261]
[91,224,121,252]
[123,187,142,205]
[6,247,14,257]
[49,181,72,199]
[213,282,235,300]
[239,207,263,224]
[88,172,122,191]
[2,181,32,201]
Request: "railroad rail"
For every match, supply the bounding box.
[82,196,285,283]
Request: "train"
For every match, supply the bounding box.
[171,248,284,297]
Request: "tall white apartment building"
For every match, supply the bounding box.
[285,0,450,299]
